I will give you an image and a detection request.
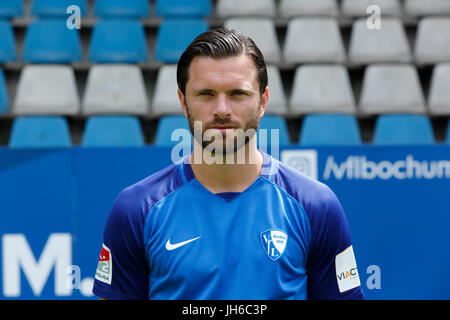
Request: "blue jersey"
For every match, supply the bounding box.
[93,152,364,300]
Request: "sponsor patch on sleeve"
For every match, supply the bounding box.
[335,245,361,293]
[95,244,112,285]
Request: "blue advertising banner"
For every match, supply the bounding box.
[280,146,450,300]
[0,146,449,300]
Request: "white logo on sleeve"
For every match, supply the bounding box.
[95,244,112,285]
[335,245,361,293]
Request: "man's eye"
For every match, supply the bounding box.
[199,92,213,96]
[231,91,247,96]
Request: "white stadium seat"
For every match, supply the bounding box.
[428,63,450,115]
[13,65,79,115]
[341,0,401,17]
[265,65,288,115]
[279,0,339,18]
[349,18,412,65]
[216,0,276,17]
[289,64,356,115]
[283,18,345,64]
[359,64,426,114]
[404,0,450,17]
[224,18,280,64]
[151,65,182,116]
[414,18,450,65]
[82,64,149,115]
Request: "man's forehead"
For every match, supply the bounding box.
[187,54,258,88]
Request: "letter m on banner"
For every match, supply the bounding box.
[2,233,72,297]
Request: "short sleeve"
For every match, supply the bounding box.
[92,191,149,300]
[306,186,364,300]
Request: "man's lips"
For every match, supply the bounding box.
[208,125,237,130]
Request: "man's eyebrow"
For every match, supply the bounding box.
[191,88,254,94]
[229,88,252,92]
[192,88,215,94]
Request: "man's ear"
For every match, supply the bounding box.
[259,86,269,118]
[177,88,189,118]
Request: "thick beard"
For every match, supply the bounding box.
[185,99,261,155]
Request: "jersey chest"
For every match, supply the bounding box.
[143,179,311,299]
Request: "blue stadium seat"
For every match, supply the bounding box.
[155,0,212,17]
[31,0,87,18]
[0,21,16,63]
[9,116,71,148]
[154,19,208,63]
[155,115,191,146]
[299,114,362,145]
[89,20,148,63]
[0,69,9,114]
[22,20,82,63]
[373,114,435,144]
[82,115,145,147]
[258,115,290,146]
[94,0,150,19]
[0,0,23,19]
[447,119,450,143]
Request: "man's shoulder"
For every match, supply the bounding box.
[274,161,334,200]
[272,160,339,215]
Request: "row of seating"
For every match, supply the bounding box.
[1,16,450,65]
[2,62,450,117]
[5,114,449,148]
[2,0,450,19]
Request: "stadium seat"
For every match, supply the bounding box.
[154,19,208,64]
[404,0,450,17]
[13,65,80,115]
[94,0,149,19]
[349,18,411,65]
[89,20,148,63]
[216,0,276,17]
[82,116,145,147]
[154,115,191,146]
[283,18,345,64]
[224,18,280,64]
[258,115,290,146]
[265,66,288,116]
[415,18,450,65]
[22,20,82,63]
[299,114,362,146]
[359,64,426,114]
[0,69,9,114]
[373,114,435,144]
[151,65,182,116]
[82,65,149,116]
[9,116,71,148]
[428,63,450,115]
[447,120,450,143]
[0,0,23,19]
[290,64,356,115]
[31,0,87,18]
[341,0,401,17]
[0,21,16,63]
[279,0,338,18]
[155,0,212,17]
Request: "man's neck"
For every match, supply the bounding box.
[189,144,263,194]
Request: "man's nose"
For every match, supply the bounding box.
[213,93,231,119]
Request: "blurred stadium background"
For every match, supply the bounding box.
[0,0,450,300]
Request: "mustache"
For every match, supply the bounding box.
[205,118,240,129]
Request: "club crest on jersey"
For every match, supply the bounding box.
[260,229,288,261]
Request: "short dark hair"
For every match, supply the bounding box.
[177,27,268,96]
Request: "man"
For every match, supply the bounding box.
[92,28,364,300]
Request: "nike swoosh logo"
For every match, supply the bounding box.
[165,236,201,251]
